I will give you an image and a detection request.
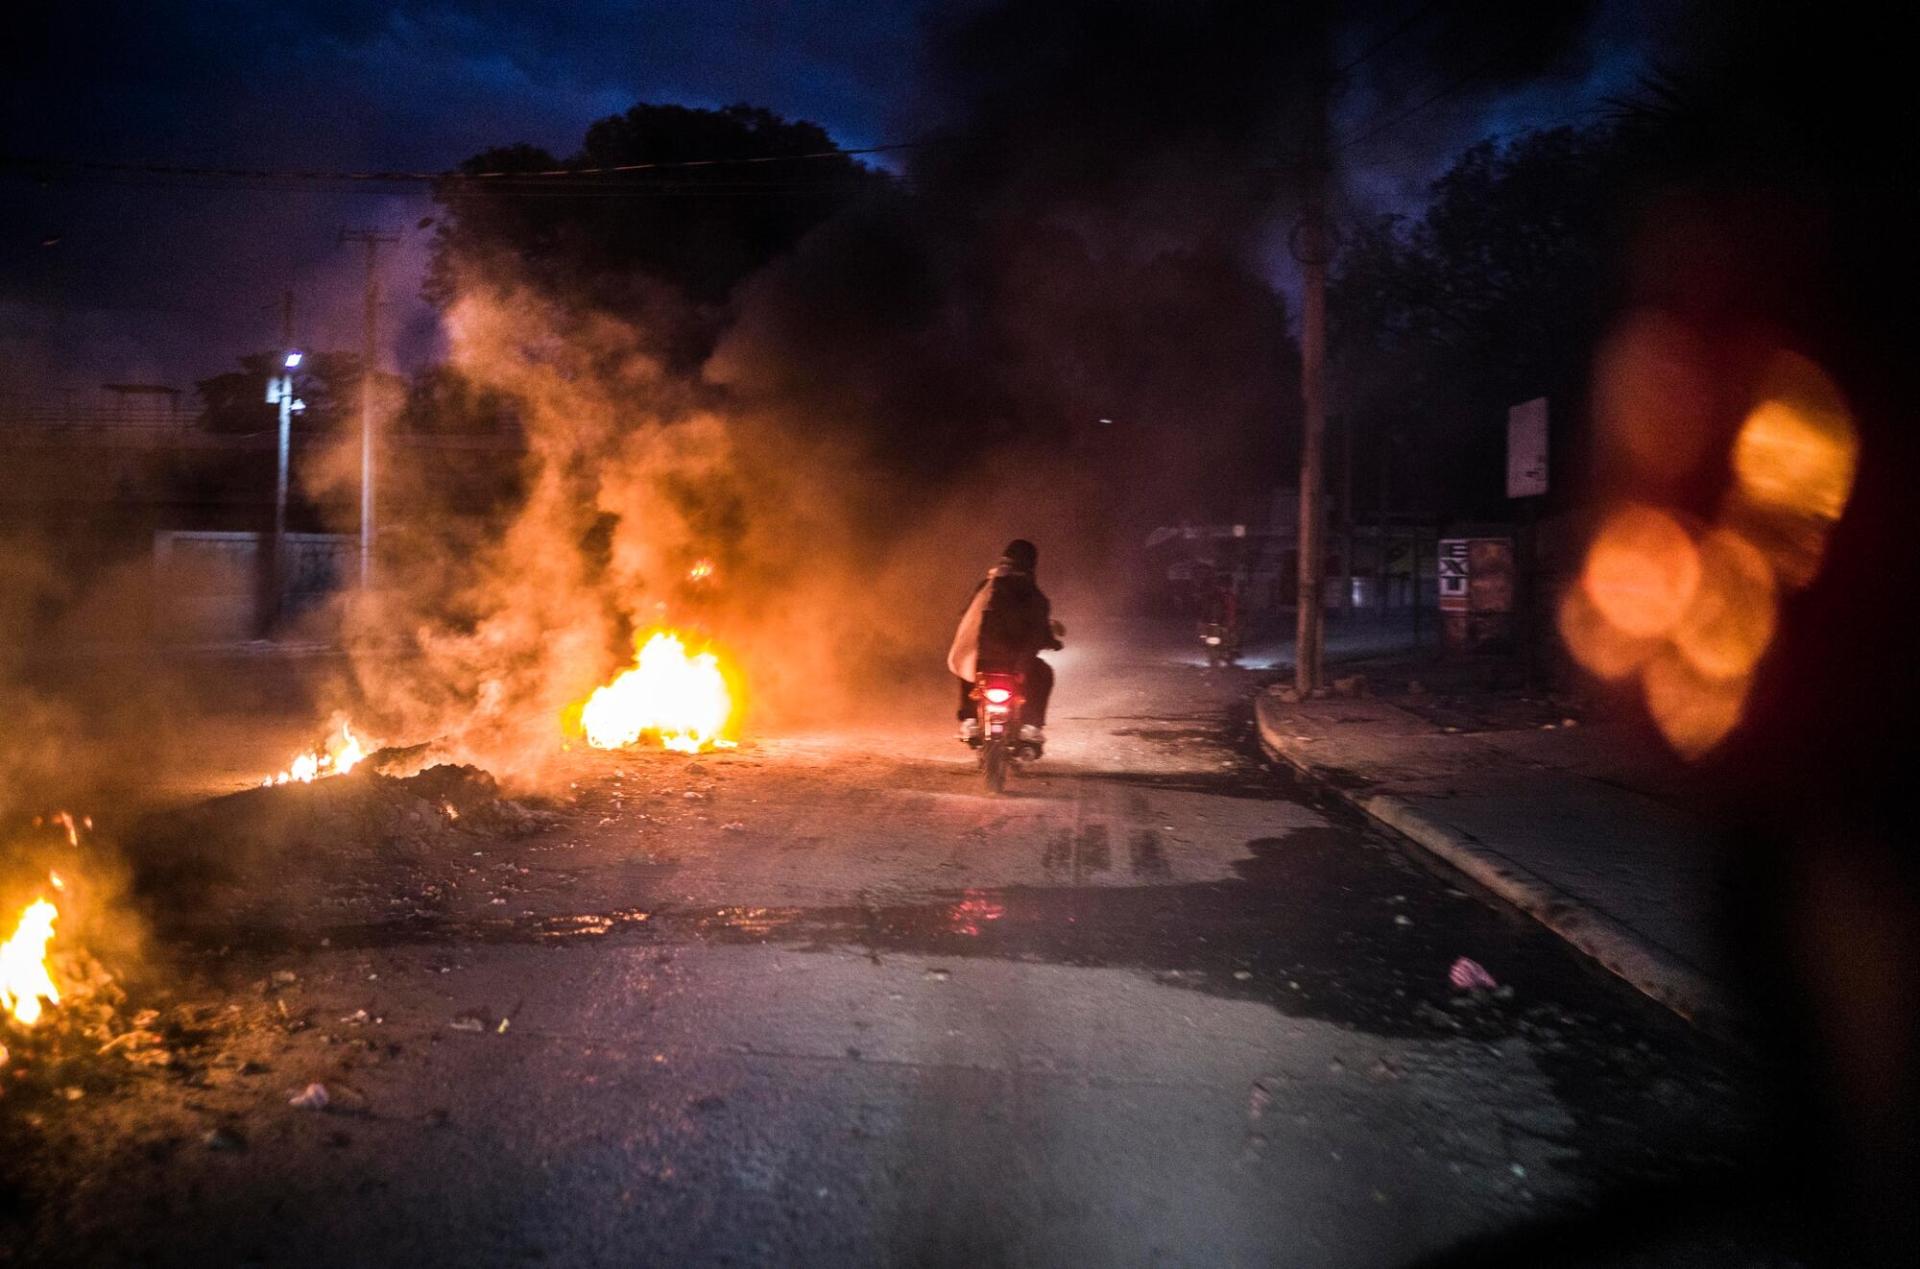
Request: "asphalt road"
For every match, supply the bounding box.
[2,638,1766,1267]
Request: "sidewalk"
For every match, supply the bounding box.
[1256,674,1728,1025]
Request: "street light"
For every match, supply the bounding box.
[267,352,305,632]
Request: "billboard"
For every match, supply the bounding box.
[1507,397,1548,498]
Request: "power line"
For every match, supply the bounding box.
[0,140,928,190]
[1334,0,1446,79]
[8,169,898,201]
[1333,20,1585,158]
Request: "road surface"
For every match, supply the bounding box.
[2,637,1763,1267]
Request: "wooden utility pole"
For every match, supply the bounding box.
[1293,48,1331,696]
[340,229,398,591]
[269,288,295,631]
[1339,410,1354,617]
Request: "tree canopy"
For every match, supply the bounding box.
[1330,126,1629,518]
[195,351,401,435]
[425,102,884,321]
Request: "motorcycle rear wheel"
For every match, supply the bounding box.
[983,742,1009,794]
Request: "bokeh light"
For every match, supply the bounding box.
[1672,528,1777,682]
[1557,582,1658,682]
[1581,505,1701,641]
[1643,649,1750,760]
[1593,310,1718,480]
[1732,357,1858,524]
[1572,341,1858,762]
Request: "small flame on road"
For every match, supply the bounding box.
[581,631,737,754]
[2,892,61,1029]
[264,722,369,787]
[31,811,91,847]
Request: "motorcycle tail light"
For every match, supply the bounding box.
[984,687,1012,704]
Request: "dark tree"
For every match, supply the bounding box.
[194,351,399,434]
[1330,126,1628,519]
[425,104,884,323]
[396,365,520,436]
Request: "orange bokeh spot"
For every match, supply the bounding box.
[1557,583,1657,681]
[1733,353,1857,520]
[1643,649,1750,760]
[1581,505,1701,641]
[1593,309,1717,480]
[1734,400,1858,523]
[1673,528,1777,682]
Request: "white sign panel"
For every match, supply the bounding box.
[1438,539,1469,611]
[1507,397,1548,498]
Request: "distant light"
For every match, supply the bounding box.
[1097,417,1113,426]
[285,352,303,369]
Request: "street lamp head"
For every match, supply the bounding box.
[284,351,303,369]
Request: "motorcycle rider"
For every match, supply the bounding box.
[1201,562,1242,656]
[947,539,1061,750]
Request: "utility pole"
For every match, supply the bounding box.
[340,229,398,591]
[1292,36,1332,697]
[265,290,302,634]
[1339,410,1354,618]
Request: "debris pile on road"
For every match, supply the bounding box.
[1,946,182,1095]
[137,763,561,881]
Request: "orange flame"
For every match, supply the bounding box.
[580,631,737,754]
[264,722,369,787]
[2,895,61,1029]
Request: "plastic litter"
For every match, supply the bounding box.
[1448,957,1498,990]
[289,1082,330,1110]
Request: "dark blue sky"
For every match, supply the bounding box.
[1,1,1651,400]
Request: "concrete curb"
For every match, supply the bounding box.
[1256,694,1722,1028]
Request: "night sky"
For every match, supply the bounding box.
[1,1,1653,401]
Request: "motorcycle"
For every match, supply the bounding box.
[967,619,1064,794]
[969,670,1035,794]
[1199,618,1241,669]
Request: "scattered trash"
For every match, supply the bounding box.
[57,1085,84,1101]
[1448,957,1499,990]
[1393,914,1413,927]
[924,967,951,981]
[721,821,746,832]
[289,1083,330,1111]
[1561,718,1579,728]
[682,791,704,801]
[450,1015,486,1033]
[270,970,298,987]
[1232,970,1252,981]
[340,1009,369,1025]
[204,1126,246,1151]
